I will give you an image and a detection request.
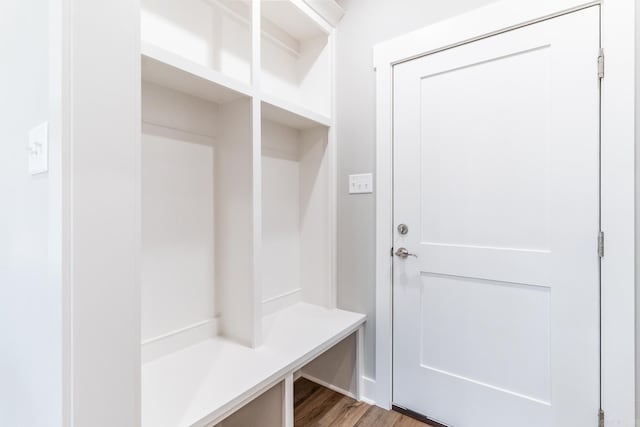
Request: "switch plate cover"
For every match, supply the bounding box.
[349,173,373,194]
[28,122,48,175]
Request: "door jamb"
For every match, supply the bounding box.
[373,1,636,425]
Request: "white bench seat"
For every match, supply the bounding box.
[142,303,366,427]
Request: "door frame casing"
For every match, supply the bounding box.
[373,1,636,426]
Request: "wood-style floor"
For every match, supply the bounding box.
[294,378,432,427]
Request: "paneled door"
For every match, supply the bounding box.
[392,7,600,427]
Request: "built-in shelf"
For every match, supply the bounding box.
[142,303,366,427]
[139,2,358,426]
[261,0,332,119]
[141,0,252,84]
[261,94,331,130]
[142,43,253,104]
[261,0,330,56]
[263,0,330,40]
[141,43,334,129]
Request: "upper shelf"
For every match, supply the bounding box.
[142,303,365,427]
[263,0,329,40]
[141,42,253,105]
[141,0,333,119]
[141,0,253,84]
[261,0,330,56]
[302,0,345,27]
[260,0,333,120]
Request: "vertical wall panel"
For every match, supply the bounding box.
[66,0,141,425]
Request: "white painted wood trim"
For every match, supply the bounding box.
[290,0,333,34]
[303,0,345,27]
[60,0,141,425]
[252,94,263,347]
[355,325,364,400]
[262,288,303,315]
[251,0,263,348]
[300,373,357,400]
[261,19,302,58]
[141,318,219,363]
[284,374,294,427]
[373,0,599,68]
[374,61,394,409]
[360,377,376,406]
[141,318,219,346]
[141,121,216,143]
[49,0,71,424]
[329,28,338,310]
[600,1,637,425]
[251,0,261,89]
[373,1,636,424]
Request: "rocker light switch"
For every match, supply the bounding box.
[28,122,48,175]
[349,173,373,194]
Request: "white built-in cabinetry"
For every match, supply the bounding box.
[138,1,364,426]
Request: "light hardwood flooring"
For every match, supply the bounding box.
[294,378,432,427]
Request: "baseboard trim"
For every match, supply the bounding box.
[142,317,219,362]
[360,396,376,405]
[300,373,357,400]
[361,376,376,405]
[262,288,302,316]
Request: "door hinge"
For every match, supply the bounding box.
[598,408,604,427]
[598,48,605,79]
[598,231,605,258]
[391,247,394,257]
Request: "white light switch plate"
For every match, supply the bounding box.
[349,173,373,194]
[28,122,48,175]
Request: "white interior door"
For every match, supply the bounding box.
[392,7,600,427]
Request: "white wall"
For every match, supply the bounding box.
[262,120,302,314]
[335,0,498,385]
[0,0,62,426]
[141,82,218,344]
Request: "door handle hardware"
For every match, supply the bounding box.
[395,247,417,258]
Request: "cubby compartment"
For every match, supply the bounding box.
[140,77,257,364]
[260,0,332,118]
[215,382,285,427]
[299,334,359,398]
[141,0,252,85]
[261,103,333,320]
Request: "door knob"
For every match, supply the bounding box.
[395,247,417,258]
